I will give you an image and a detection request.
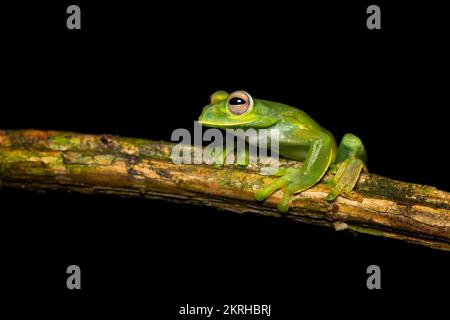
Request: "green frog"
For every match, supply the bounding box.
[198,90,367,213]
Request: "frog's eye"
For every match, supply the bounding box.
[227,90,253,115]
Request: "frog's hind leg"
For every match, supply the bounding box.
[326,133,367,201]
[256,132,334,213]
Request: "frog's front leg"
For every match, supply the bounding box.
[326,133,367,201]
[255,133,334,213]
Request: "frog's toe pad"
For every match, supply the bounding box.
[277,190,294,213]
[325,192,338,201]
[255,189,269,201]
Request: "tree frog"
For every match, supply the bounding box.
[198,90,367,213]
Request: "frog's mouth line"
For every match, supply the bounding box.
[198,120,251,127]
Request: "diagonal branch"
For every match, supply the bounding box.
[0,129,449,250]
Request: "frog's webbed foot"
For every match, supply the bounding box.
[326,158,367,201]
[326,133,368,201]
[255,168,306,213]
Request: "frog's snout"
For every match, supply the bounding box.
[198,104,212,122]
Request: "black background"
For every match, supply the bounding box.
[1,1,449,317]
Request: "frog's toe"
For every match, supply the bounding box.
[255,176,289,201]
[254,190,267,201]
[255,175,290,201]
[328,164,338,175]
[326,178,336,189]
[277,189,294,213]
[325,158,365,201]
[325,190,339,201]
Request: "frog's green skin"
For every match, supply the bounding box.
[198,90,367,213]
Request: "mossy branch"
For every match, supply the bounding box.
[0,129,449,250]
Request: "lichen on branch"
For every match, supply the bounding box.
[0,129,449,250]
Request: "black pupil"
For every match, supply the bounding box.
[229,97,246,105]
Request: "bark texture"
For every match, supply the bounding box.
[0,129,449,250]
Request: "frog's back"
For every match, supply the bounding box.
[257,99,324,131]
